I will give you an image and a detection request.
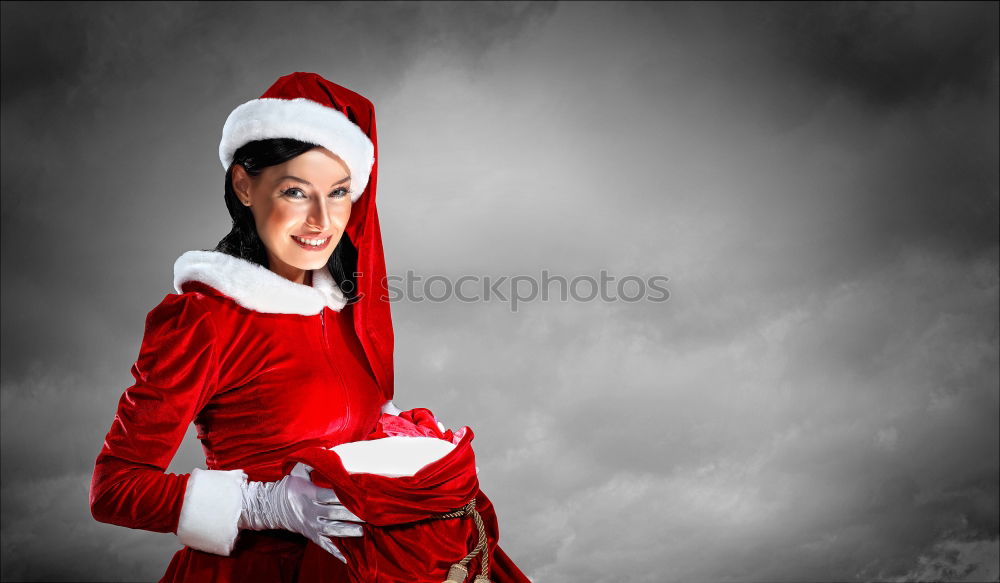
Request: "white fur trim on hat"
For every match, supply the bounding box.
[219,97,375,202]
[176,468,247,556]
[173,249,347,315]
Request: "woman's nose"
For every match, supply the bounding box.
[307,199,332,231]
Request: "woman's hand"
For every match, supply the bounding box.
[239,462,363,562]
[380,400,403,416]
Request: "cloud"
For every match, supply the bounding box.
[916,538,1000,582]
[2,2,997,581]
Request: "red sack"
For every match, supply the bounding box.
[282,409,530,583]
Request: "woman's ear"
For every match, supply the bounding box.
[231,165,252,206]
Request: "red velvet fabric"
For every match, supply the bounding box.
[89,73,527,582]
[90,284,386,581]
[283,411,531,583]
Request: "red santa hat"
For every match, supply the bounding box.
[218,72,376,202]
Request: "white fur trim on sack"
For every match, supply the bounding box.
[173,250,347,315]
[219,97,375,202]
[331,436,457,478]
[176,468,247,556]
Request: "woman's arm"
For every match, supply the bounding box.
[89,293,244,554]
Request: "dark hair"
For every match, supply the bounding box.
[213,138,359,303]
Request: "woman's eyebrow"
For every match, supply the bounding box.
[277,175,351,187]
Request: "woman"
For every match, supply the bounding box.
[90,72,413,582]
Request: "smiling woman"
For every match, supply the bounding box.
[87,72,529,583]
[89,74,387,581]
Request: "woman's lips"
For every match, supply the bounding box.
[291,234,332,251]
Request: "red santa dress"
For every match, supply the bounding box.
[90,249,382,581]
[89,72,530,583]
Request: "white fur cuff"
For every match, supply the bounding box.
[177,468,247,556]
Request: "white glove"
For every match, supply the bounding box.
[381,400,446,433]
[238,462,363,562]
[380,400,403,416]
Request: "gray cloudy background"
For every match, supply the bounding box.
[2,1,998,581]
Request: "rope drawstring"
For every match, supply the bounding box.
[433,498,491,583]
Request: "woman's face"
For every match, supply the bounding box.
[232,147,353,284]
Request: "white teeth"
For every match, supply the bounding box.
[293,236,328,246]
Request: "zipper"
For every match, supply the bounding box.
[319,308,351,431]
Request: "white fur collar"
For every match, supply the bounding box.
[173,250,347,315]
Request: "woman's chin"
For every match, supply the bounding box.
[275,250,334,273]
[296,256,333,272]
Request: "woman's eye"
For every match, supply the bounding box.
[330,187,350,199]
[280,187,306,199]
